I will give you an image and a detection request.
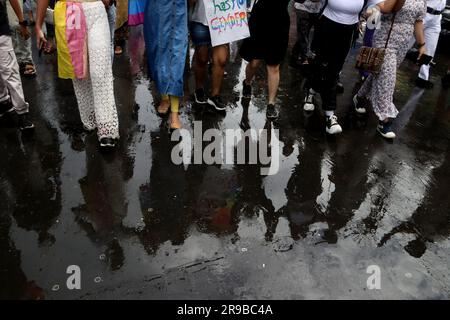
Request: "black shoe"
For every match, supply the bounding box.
[266,104,279,120]
[415,77,433,89]
[194,88,208,104]
[377,120,396,139]
[18,113,35,131]
[99,137,116,148]
[0,100,14,118]
[207,95,227,112]
[242,80,252,98]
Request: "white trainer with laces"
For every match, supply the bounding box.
[326,115,343,135]
[303,89,316,111]
[353,94,367,114]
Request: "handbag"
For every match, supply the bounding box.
[355,13,396,75]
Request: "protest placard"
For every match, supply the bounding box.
[203,0,251,47]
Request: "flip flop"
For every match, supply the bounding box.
[20,63,37,77]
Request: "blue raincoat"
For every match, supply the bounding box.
[144,0,188,97]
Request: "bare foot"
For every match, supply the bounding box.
[157,99,170,115]
[170,112,182,129]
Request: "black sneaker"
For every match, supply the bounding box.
[0,100,14,117]
[266,104,279,120]
[242,80,252,98]
[415,77,433,89]
[377,120,396,139]
[303,88,315,111]
[99,137,116,148]
[194,88,208,104]
[207,95,227,112]
[18,113,35,131]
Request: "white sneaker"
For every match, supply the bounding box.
[326,115,343,135]
[353,94,367,114]
[303,89,315,111]
[377,121,396,139]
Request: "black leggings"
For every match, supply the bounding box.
[307,16,357,111]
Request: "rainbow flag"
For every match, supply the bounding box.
[128,0,147,26]
[54,1,88,79]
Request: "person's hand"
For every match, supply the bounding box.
[102,0,111,8]
[19,24,31,40]
[417,45,427,61]
[35,26,47,50]
[364,7,374,19]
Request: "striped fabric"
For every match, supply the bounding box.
[128,0,147,26]
[54,1,88,79]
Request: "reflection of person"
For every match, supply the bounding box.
[379,148,450,258]
[354,0,427,139]
[144,0,188,129]
[36,0,120,148]
[412,0,446,89]
[0,0,34,130]
[240,0,291,120]
[72,134,129,270]
[139,129,189,254]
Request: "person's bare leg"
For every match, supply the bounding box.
[267,64,280,105]
[194,45,209,90]
[169,96,181,129]
[211,44,229,97]
[245,59,262,85]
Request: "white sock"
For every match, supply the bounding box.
[325,111,335,118]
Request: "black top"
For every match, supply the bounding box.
[240,0,291,65]
[0,0,11,36]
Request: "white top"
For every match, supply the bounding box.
[294,0,324,14]
[6,0,23,27]
[323,0,384,25]
[427,0,447,11]
[191,0,208,26]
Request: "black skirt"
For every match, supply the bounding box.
[240,0,291,66]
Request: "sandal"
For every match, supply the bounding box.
[20,63,37,77]
[114,45,123,55]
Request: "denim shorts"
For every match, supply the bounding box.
[189,22,211,47]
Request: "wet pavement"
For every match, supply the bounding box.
[1,20,450,299]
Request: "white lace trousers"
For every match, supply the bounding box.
[72,2,119,140]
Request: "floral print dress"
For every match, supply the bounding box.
[358,0,427,121]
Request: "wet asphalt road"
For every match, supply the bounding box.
[1,19,450,299]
